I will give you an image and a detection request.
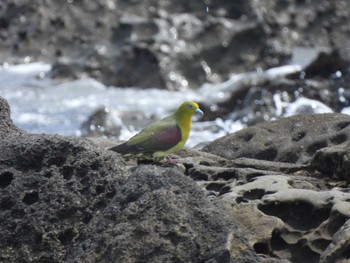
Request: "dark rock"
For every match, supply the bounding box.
[301,50,348,79]
[0,97,22,136]
[0,132,128,263]
[0,96,126,262]
[67,165,259,263]
[181,149,350,263]
[50,45,166,89]
[0,96,260,263]
[2,95,350,263]
[202,113,350,164]
[80,107,122,138]
[311,141,350,182]
[4,0,350,90]
[320,219,350,263]
[213,173,349,263]
[80,106,158,138]
[203,67,348,126]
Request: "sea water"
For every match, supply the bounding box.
[0,62,334,147]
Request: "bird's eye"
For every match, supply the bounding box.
[188,104,193,108]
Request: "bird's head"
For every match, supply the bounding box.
[177,101,204,117]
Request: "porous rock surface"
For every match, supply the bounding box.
[0,96,259,263]
[191,113,350,263]
[203,113,350,164]
[0,100,129,262]
[2,94,350,263]
[311,141,350,182]
[68,165,256,263]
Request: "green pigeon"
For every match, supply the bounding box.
[109,101,203,162]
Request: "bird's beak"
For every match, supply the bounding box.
[195,108,204,115]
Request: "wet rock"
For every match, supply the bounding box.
[81,106,158,138]
[301,50,348,79]
[203,113,350,164]
[80,107,122,138]
[204,65,348,126]
[50,45,166,89]
[5,0,350,90]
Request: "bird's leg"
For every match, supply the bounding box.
[164,156,180,165]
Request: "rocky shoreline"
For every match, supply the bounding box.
[3,0,350,134]
[1,96,350,263]
[1,0,350,92]
[2,1,350,262]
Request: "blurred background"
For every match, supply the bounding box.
[1,0,350,146]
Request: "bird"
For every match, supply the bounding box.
[109,101,203,163]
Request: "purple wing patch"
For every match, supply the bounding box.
[154,125,182,150]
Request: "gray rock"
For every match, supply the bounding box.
[67,165,259,263]
[320,218,350,263]
[191,113,350,263]
[2,94,350,263]
[217,174,350,263]
[0,133,128,262]
[203,113,350,164]
[311,141,350,182]
[4,0,350,90]
[0,97,23,136]
[224,202,285,255]
[0,96,260,263]
[80,106,158,138]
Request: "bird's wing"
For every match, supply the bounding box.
[116,116,182,153]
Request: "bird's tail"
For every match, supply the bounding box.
[109,142,141,154]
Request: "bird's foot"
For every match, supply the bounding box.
[164,157,180,165]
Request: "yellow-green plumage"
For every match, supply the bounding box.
[109,101,203,162]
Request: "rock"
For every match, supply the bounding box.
[320,219,350,263]
[224,202,285,255]
[2,95,350,263]
[0,97,23,136]
[0,97,123,262]
[230,157,310,174]
[214,174,350,263]
[67,165,259,263]
[81,106,158,138]
[3,0,350,90]
[202,113,350,164]
[311,141,350,182]
[258,187,350,263]
[80,107,122,138]
[0,96,260,263]
[183,149,350,263]
[50,45,166,89]
[302,50,349,79]
[186,112,350,262]
[0,133,128,263]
